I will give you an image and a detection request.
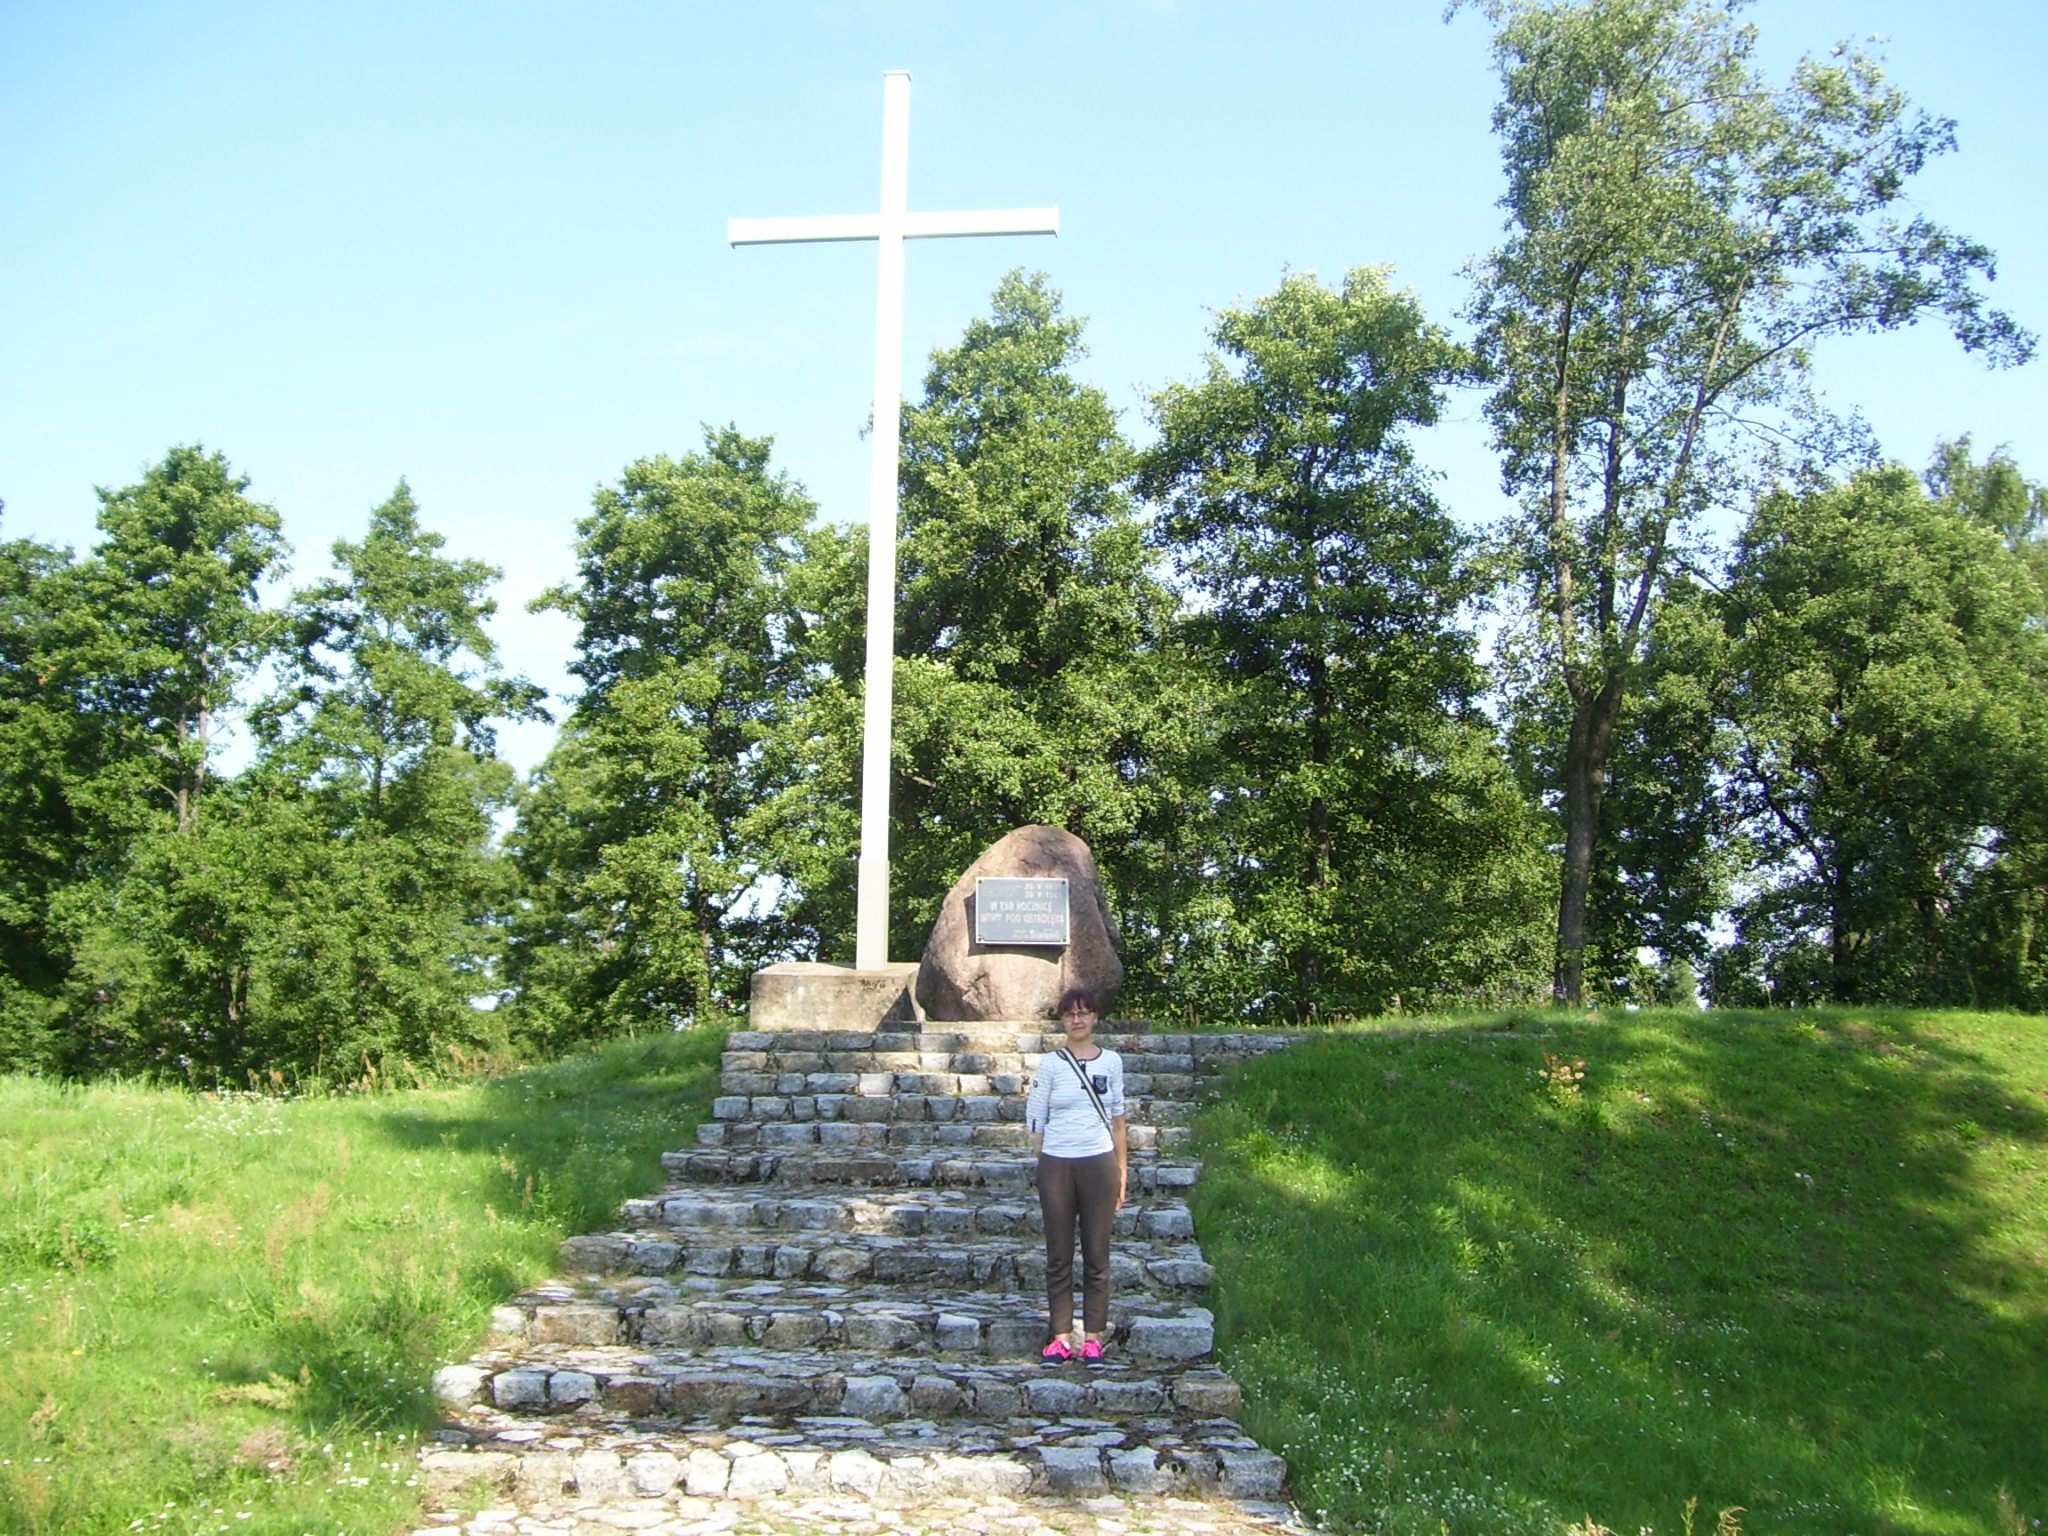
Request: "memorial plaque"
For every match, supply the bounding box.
[973,877,1070,947]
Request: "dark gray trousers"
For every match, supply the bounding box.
[1036,1149,1119,1335]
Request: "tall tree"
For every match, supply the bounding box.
[1143,268,1552,1020]
[76,446,287,835]
[509,428,812,1041]
[1461,0,2033,1002]
[31,449,289,1074]
[235,483,545,1075]
[0,522,85,1068]
[264,481,544,803]
[1715,450,2048,1004]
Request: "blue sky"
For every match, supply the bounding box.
[4,0,2043,774]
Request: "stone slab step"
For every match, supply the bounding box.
[722,1029,1295,1069]
[708,1090,1200,1124]
[422,1411,1287,1503]
[434,1342,1240,1426]
[697,1120,1193,1153]
[723,1066,1205,1099]
[560,1226,1214,1293]
[662,1148,1203,1193]
[722,1055,1213,1085]
[725,1028,1151,1056]
[618,1187,1199,1241]
[494,1280,1217,1360]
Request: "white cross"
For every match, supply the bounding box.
[729,70,1059,972]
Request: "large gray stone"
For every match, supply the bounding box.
[431,1364,487,1406]
[546,1369,597,1406]
[726,1450,790,1497]
[570,1450,631,1499]
[490,1368,550,1410]
[828,1448,888,1496]
[683,1447,731,1497]
[840,1374,907,1419]
[1126,1308,1214,1360]
[1024,1376,1088,1414]
[1218,1448,1290,1498]
[625,1450,682,1496]
[1039,1445,1110,1495]
[1108,1446,1172,1492]
[913,826,1123,1022]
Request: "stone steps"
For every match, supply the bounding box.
[492,1276,1219,1358]
[661,1147,1203,1192]
[560,1226,1214,1293]
[422,1410,1287,1504]
[435,1342,1244,1427]
[616,1186,1198,1239]
[423,1018,1304,1525]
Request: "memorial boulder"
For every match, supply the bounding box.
[914,825,1123,1022]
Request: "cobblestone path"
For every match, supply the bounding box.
[413,1019,1311,1536]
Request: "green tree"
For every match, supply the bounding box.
[76,446,287,835]
[1461,0,2033,1003]
[1715,450,2048,1004]
[1143,268,1552,1020]
[1926,442,2048,1008]
[0,522,86,1068]
[234,483,545,1075]
[32,449,289,1074]
[40,478,539,1080]
[265,482,544,799]
[509,428,813,1041]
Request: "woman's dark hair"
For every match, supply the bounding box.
[1055,986,1101,1018]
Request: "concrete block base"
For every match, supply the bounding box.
[749,962,921,1034]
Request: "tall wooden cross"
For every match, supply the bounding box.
[729,70,1059,972]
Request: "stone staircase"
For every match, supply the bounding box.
[419,1019,1300,1530]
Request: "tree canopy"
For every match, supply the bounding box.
[1462,0,2033,1002]
[2,1,2042,1074]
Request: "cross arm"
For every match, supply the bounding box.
[728,207,1060,247]
[900,207,1059,240]
[728,213,887,246]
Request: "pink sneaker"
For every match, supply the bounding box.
[1041,1337,1073,1363]
[1080,1339,1105,1363]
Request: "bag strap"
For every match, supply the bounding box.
[1057,1048,1112,1130]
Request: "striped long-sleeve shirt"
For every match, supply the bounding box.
[1025,1047,1125,1158]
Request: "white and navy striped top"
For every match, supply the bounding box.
[1025,1047,1125,1159]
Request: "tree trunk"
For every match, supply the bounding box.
[1297,643,1333,1019]
[1554,673,1623,1005]
[1829,856,1855,1003]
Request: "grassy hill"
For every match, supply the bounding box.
[1193,1007,2048,1536]
[0,1030,725,1535]
[2,1008,2042,1535]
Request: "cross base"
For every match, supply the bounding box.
[748,961,922,1034]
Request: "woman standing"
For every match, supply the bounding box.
[1025,986,1128,1363]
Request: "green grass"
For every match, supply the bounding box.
[1192,1007,2048,1536]
[0,1027,725,1536]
